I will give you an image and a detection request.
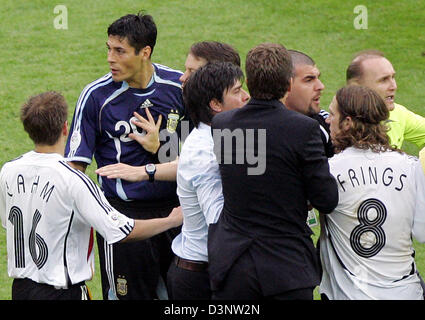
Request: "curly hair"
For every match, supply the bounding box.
[332,85,400,154]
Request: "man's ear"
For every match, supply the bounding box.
[62,120,68,137]
[209,99,222,113]
[342,116,353,131]
[281,78,293,103]
[139,45,152,60]
[347,78,360,85]
[287,77,293,93]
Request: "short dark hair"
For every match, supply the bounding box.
[346,50,385,83]
[245,43,292,100]
[20,91,68,146]
[288,50,315,71]
[183,62,244,128]
[190,41,241,66]
[332,85,394,153]
[107,12,157,56]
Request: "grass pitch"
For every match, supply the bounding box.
[0,0,424,300]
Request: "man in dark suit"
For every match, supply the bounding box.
[208,43,338,300]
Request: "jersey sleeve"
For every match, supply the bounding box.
[311,111,334,158]
[402,106,425,148]
[0,168,6,228]
[68,166,134,244]
[420,147,425,173]
[413,159,425,243]
[65,93,99,164]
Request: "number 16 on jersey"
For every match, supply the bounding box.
[8,206,48,269]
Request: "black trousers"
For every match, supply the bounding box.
[97,197,180,300]
[12,278,90,300]
[167,258,211,300]
[212,250,314,300]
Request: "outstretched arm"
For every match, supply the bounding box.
[95,159,178,182]
[68,161,87,173]
[122,206,183,242]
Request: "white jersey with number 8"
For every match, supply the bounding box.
[320,147,425,300]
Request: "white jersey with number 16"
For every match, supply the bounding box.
[0,151,134,288]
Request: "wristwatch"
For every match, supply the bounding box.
[145,163,156,182]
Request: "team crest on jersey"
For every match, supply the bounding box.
[109,212,124,226]
[116,276,128,296]
[69,131,81,151]
[166,109,180,133]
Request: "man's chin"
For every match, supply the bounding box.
[111,76,124,83]
[386,101,395,111]
[309,105,320,115]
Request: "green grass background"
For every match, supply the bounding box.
[0,0,424,300]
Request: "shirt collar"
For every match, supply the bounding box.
[198,122,211,130]
[247,98,286,109]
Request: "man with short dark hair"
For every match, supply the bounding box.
[346,50,425,149]
[0,92,182,300]
[93,42,247,300]
[285,50,333,157]
[167,62,249,300]
[96,41,244,182]
[208,43,338,300]
[65,12,186,300]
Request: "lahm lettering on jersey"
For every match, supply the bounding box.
[13,174,55,203]
[335,166,407,192]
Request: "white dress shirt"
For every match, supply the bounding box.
[172,122,223,262]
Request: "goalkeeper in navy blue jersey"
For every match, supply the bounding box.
[65,13,189,300]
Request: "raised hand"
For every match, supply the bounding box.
[130,107,162,154]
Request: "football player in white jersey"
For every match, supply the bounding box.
[0,92,182,300]
[320,85,425,300]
